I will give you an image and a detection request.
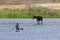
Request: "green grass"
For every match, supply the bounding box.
[0,7,60,18]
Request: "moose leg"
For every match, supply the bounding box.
[37,20,40,24]
[37,20,43,24]
[40,20,43,24]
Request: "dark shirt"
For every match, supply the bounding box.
[16,23,19,29]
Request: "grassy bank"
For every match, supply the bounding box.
[0,7,60,18]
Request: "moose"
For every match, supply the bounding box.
[32,16,43,24]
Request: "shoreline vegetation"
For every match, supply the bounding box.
[0,7,60,18]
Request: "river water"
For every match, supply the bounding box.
[0,18,60,40]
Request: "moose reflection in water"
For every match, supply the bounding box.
[32,16,43,24]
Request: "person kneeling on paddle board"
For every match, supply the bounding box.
[15,23,19,32]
